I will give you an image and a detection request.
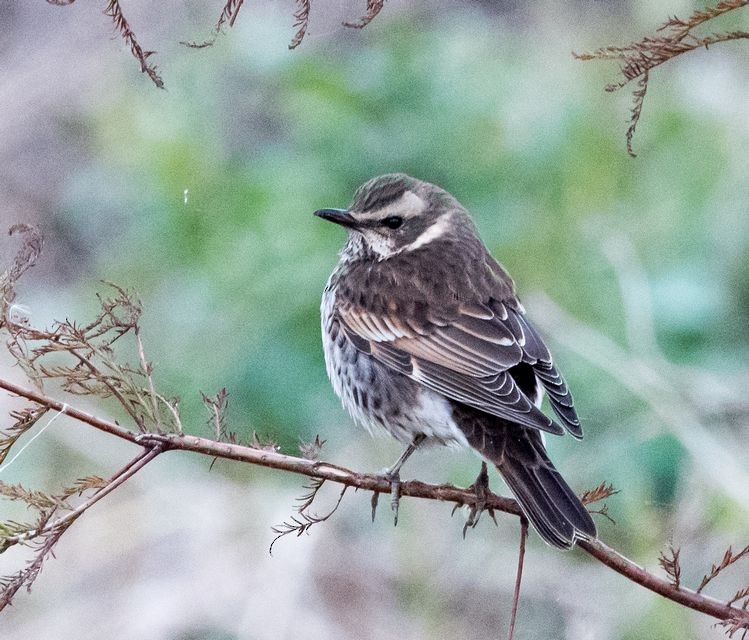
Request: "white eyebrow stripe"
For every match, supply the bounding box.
[401,212,453,253]
[356,191,425,221]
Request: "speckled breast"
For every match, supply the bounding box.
[320,278,467,448]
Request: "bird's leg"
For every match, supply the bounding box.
[461,461,498,538]
[371,434,426,526]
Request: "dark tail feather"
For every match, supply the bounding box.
[453,404,597,549]
[495,434,596,550]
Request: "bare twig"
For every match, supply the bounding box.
[507,517,528,640]
[728,586,749,608]
[135,326,162,431]
[269,479,348,554]
[181,0,246,49]
[201,388,229,441]
[43,0,391,81]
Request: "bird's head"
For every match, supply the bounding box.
[314,173,475,260]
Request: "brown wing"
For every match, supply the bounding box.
[338,297,581,437]
[499,301,582,438]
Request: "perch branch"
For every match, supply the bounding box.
[1,377,748,629]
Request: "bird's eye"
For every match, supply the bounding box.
[381,216,404,229]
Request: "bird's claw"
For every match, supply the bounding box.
[387,470,402,526]
[371,468,403,526]
[461,461,497,538]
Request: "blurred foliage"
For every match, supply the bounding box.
[51,2,749,485]
[6,2,748,637]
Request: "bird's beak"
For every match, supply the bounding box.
[314,208,357,229]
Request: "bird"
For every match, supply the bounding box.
[315,173,596,549]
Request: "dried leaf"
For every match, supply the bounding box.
[0,481,71,511]
[289,0,311,49]
[270,481,347,555]
[575,0,749,153]
[299,435,326,460]
[698,544,749,593]
[201,388,229,441]
[581,481,619,505]
[103,0,164,88]
[659,544,682,589]
[0,407,48,465]
[181,0,246,49]
[344,0,386,29]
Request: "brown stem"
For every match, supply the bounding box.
[1,377,748,628]
[0,377,139,443]
[577,538,747,622]
[2,446,161,547]
[507,517,528,640]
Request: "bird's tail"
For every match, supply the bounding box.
[492,431,596,550]
[455,404,596,549]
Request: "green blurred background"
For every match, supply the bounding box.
[1,1,748,638]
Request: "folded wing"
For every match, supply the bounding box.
[338,296,582,438]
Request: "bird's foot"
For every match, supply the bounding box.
[456,461,498,538]
[371,467,403,526]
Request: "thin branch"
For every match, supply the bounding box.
[1,446,162,550]
[1,378,748,628]
[0,378,139,444]
[507,517,528,640]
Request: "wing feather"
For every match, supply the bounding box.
[338,295,580,437]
